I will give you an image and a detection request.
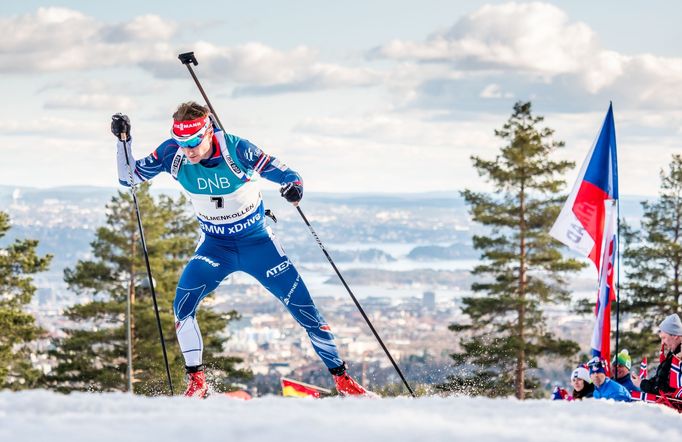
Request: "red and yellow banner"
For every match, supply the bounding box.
[281,377,330,398]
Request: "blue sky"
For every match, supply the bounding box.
[2,1,681,195]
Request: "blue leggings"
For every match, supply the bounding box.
[173,228,343,370]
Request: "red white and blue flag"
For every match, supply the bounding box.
[630,391,659,403]
[639,357,648,380]
[550,104,618,371]
[671,355,682,389]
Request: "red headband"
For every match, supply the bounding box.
[172,115,209,137]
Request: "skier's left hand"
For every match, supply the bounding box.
[280,181,303,205]
[111,113,131,141]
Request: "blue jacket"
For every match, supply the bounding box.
[593,378,632,402]
[615,373,640,393]
[116,125,302,240]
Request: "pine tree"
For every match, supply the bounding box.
[45,184,250,394]
[0,211,52,389]
[443,102,584,399]
[621,154,682,358]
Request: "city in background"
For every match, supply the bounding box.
[0,184,647,394]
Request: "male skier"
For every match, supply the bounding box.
[111,101,370,397]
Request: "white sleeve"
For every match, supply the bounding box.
[116,138,145,186]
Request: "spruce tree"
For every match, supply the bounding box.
[45,184,249,394]
[444,102,584,399]
[0,211,52,389]
[621,154,682,358]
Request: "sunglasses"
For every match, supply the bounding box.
[171,118,211,148]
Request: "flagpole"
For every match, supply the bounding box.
[549,102,618,372]
[614,201,621,377]
[613,101,620,379]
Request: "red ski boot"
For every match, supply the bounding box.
[333,372,376,398]
[184,366,208,398]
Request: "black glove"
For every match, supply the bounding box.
[111,113,131,141]
[280,181,303,203]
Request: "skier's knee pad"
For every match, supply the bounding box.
[173,284,208,321]
[287,302,332,334]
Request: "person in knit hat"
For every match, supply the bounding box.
[632,313,682,395]
[612,349,640,392]
[589,357,631,402]
[570,365,594,400]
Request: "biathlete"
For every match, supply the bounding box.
[111,101,370,397]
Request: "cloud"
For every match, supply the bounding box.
[141,41,382,95]
[0,7,177,72]
[293,111,499,151]
[0,116,104,137]
[0,8,381,96]
[372,3,597,76]
[371,2,682,110]
[480,83,513,99]
[284,111,502,194]
[44,94,136,111]
[289,107,682,195]
[101,14,177,43]
[35,78,164,111]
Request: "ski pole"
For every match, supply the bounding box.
[121,135,175,396]
[178,52,226,132]
[177,51,416,397]
[295,206,416,397]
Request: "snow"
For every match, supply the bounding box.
[1,390,681,442]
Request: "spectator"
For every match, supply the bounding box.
[632,313,682,395]
[589,357,631,402]
[612,349,640,392]
[570,366,594,400]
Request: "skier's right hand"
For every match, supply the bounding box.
[111,113,131,141]
[280,181,303,205]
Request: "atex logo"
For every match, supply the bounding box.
[266,259,291,278]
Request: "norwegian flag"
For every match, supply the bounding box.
[550,104,618,371]
[639,357,648,380]
[630,390,659,403]
[631,388,682,412]
[670,355,682,389]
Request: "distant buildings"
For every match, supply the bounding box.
[422,291,436,310]
[215,278,462,385]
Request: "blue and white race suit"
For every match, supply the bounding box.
[116,124,343,370]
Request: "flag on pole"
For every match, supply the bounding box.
[639,357,648,380]
[671,355,682,389]
[550,103,618,370]
[280,377,331,398]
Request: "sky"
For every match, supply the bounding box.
[2,1,681,195]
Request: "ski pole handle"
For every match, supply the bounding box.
[178,52,198,66]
